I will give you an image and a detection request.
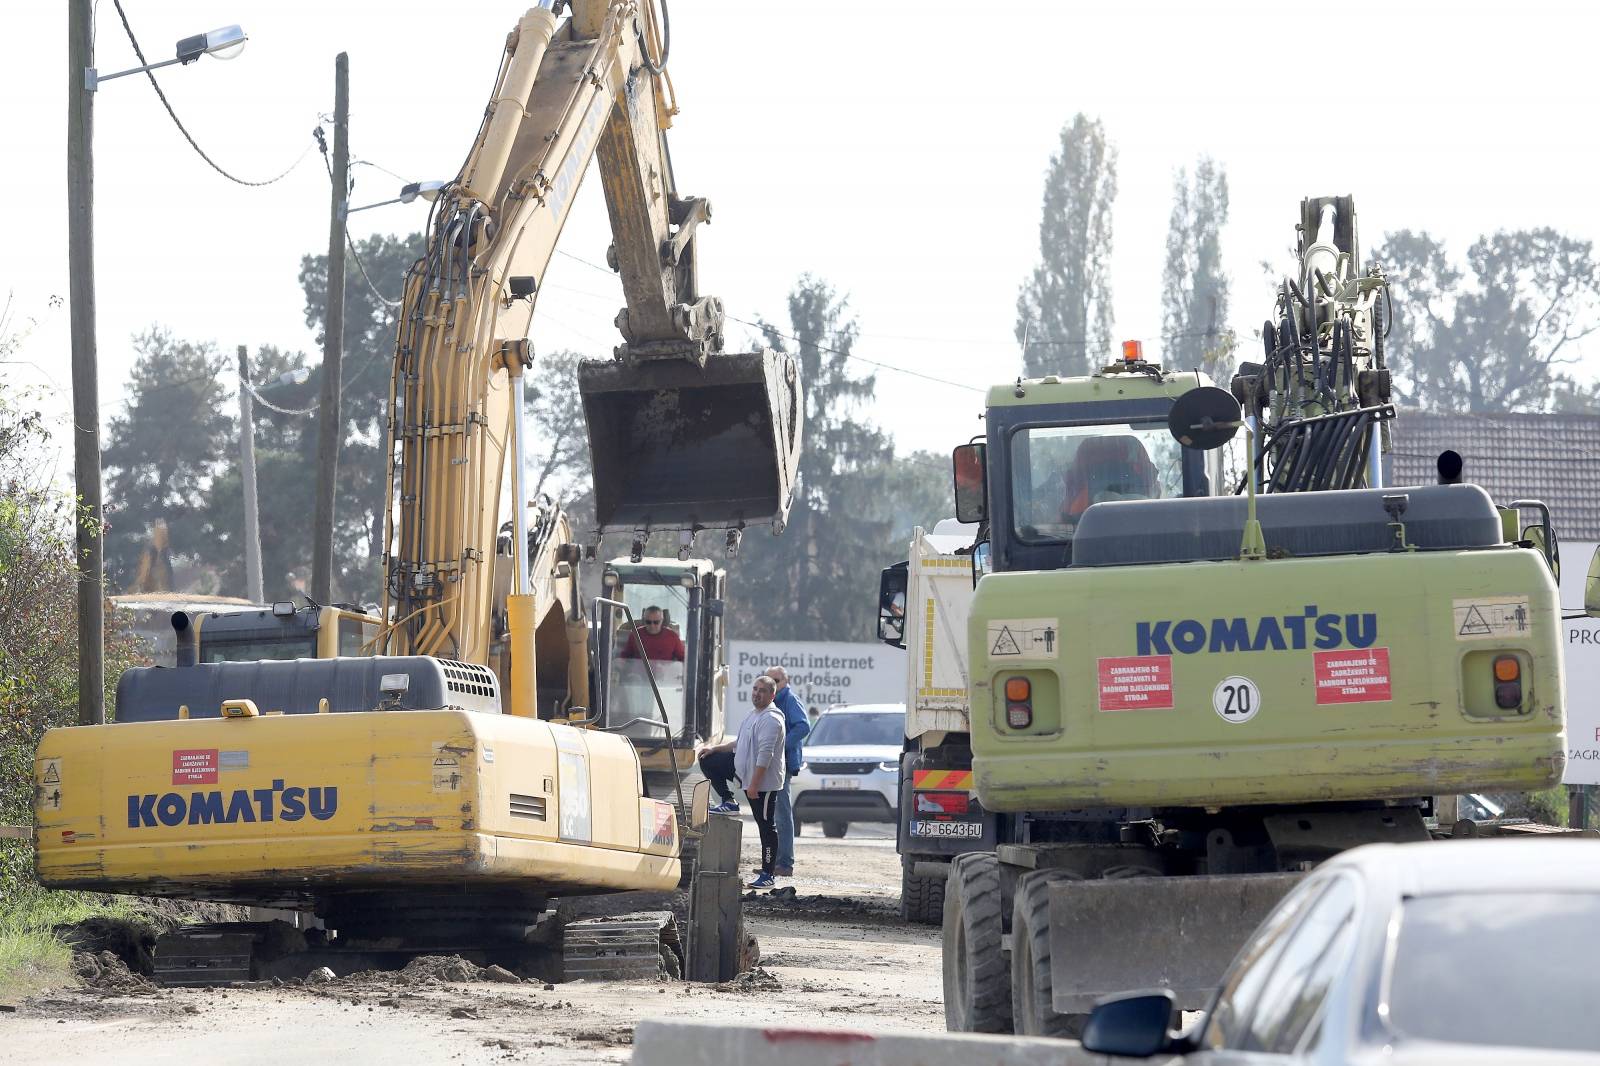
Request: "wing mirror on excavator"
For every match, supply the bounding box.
[1167,386,1243,451]
[688,778,713,833]
[952,443,987,524]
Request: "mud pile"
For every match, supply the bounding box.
[71,950,159,994]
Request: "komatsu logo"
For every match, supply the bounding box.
[127,780,338,828]
[1137,608,1378,656]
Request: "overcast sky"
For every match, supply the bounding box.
[4,0,1598,478]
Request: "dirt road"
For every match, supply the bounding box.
[1,820,944,1064]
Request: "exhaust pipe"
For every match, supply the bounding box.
[171,611,199,668]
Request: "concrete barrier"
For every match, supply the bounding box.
[631,1019,1114,1065]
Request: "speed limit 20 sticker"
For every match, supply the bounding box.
[1213,676,1261,724]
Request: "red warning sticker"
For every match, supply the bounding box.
[1314,648,1392,704]
[1097,655,1174,711]
[172,748,219,785]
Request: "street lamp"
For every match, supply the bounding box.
[85,25,247,90]
[67,6,247,725]
[340,180,450,219]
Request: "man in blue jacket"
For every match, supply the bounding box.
[764,666,810,877]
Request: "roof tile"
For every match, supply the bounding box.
[1388,410,1600,540]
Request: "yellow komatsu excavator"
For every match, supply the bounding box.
[34,1,800,982]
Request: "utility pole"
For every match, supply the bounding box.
[311,53,349,604]
[237,345,265,604]
[68,0,104,725]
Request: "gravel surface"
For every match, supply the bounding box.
[1,819,943,1064]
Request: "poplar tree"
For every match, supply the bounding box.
[1015,114,1117,377]
[1161,158,1234,383]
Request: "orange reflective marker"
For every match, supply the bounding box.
[1005,677,1032,702]
[1493,655,1520,683]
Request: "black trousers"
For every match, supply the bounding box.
[699,750,738,803]
[751,789,777,874]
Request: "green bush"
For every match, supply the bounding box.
[0,390,140,899]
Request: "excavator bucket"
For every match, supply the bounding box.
[578,350,801,535]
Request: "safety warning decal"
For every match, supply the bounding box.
[987,618,1060,661]
[172,749,219,785]
[1314,647,1392,704]
[1097,655,1174,711]
[640,800,675,848]
[1453,596,1531,641]
[37,757,63,812]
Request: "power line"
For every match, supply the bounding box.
[323,144,403,310]
[723,312,985,394]
[550,250,986,394]
[110,0,317,187]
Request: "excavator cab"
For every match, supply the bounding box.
[579,349,801,537]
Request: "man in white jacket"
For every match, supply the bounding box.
[696,675,786,888]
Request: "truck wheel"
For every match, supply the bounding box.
[822,821,848,838]
[1011,868,1085,1039]
[900,855,945,924]
[942,853,1011,1033]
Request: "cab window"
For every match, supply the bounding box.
[1009,423,1183,543]
[338,615,374,656]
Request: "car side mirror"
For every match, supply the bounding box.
[1587,545,1600,618]
[878,562,908,648]
[953,443,987,524]
[1080,990,1179,1058]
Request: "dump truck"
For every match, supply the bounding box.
[934,196,1600,1039]
[877,521,996,923]
[34,1,799,983]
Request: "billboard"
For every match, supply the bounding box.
[1562,541,1600,785]
[725,640,903,731]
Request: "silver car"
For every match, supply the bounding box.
[1082,838,1600,1063]
[790,704,905,839]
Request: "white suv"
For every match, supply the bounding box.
[790,704,905,839]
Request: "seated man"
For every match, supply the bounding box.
[620,605,686,662]
[1059,435,1160,522]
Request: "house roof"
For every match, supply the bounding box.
[1387,410,1600,540]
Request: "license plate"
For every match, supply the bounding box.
[821,778,859,790]
[911,819,984,839]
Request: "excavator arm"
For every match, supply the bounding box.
[380,2,800,680]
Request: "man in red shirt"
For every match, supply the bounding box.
[621,605,686,662]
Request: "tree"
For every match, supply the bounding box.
[726,276,899,641]
[1015,114,1117,377]
[200,345,321,601]
[101,329,234,592]
[0,385,140,894]
[1162,158,1235,383]
[299,231,428,599]
[1373,228,1600,412]
[525,348,595,501]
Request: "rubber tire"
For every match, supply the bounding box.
[822,821,848,839]
[794,819,805,837]
[942,852,1012,1033]
[1011,869,1085,1039]
[900,855,946,925]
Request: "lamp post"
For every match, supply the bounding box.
[340,180,449,219]
[68,4,247,725]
